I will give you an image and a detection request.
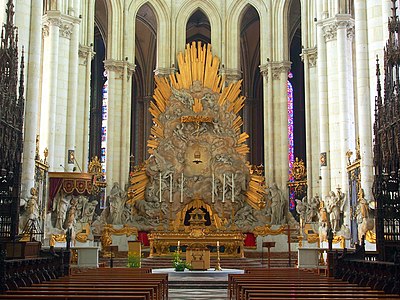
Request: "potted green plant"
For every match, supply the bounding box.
[127,251,141,268]
[172,250,191,271]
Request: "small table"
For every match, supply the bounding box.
[262,242,275,268]
[71,246,100,268]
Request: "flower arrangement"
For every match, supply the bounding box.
[127,251,141,268]
[172,250,191,271]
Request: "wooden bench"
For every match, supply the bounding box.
[228,268,399,300]
[0,268,167,300]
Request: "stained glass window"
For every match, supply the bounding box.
[101,75,108,175]
[287,72,296,211]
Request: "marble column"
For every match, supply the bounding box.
[337,17,354,191]
[104,59,135,192]
[21,0,43,197]
[41,11,61,171]
[354,0,374,201]
[259,64,271,184]
[317,17,330,198]
[66,17,80,171]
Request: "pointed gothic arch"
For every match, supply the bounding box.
[226,0,270,68]
[239,4,264,165]
[127,0,171,68]
[176,0,222,56]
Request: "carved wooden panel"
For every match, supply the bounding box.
[373,0,400,261]
[0,1,25,242]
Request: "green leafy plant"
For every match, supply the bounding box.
[172,250,191,271]
[127,251,141,268]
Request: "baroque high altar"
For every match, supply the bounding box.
[127,42,272,256]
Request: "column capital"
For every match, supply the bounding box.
[300,47,318,68]
[268,61,291,80]
[321,15,354,42]
[104,59,136,79]
[220,67,241,84]
[154,67,176,77]
[259,64,268,77]
[78,44,95,66]
[42,11,80,40]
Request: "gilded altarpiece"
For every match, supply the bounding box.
[128,42,269,255]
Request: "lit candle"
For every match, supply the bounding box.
[212,173,215,203]
[217,241,219,247]
[222,174,225,203]
[169,174,173,203]
[231,174,235,203]
[159,172,162,202]
[178,241,180,248]
[180,173,184,203]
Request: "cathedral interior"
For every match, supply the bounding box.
[1,0,400,298]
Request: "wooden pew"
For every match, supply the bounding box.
[0,268,167,300]
[228,268,400,300]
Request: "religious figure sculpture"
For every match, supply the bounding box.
[306,194,320,223]
[325,190,345,232]
[64,198,78,229]
[268,183,286,224]
[295,196,308,230]
[107,182,126,224]
[55,195,70,230]
[26,187,39,221]
[356,189,374,243]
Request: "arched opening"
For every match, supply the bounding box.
[89,0,107,170]
[131,3,157,164]
[240,5,263,165]
[288,0,305,217]
[186,9,211,45]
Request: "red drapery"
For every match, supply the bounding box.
[244,232,256,247]
[138,231,149,246]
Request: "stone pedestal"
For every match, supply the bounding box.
[297,247,322,268]
[72,246,100,268]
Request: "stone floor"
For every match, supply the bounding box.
[152,268,244,300]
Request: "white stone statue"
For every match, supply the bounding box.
[26,187,39,221]
[269,183,286,224]
[325,190,345,232]
[295,196,307,230]
[108,182,125,224]
[356,189,374,242]
[55,195,70,230]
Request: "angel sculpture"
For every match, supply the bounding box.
[295,196,308,230]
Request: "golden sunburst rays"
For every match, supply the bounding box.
[148,76,170,154]
[170,42,224,92]
[127,165,149,203]
[245,173,267,210]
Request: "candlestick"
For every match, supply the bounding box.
[222,174,225,203]
[180,173,184,203]
[159,172,162,203]
[169,174,173,203]
[212,173,215,203]
[231,173,235,203]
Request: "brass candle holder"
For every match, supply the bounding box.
[215,242,222,271]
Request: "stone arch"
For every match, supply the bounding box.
[273,0,298,61]
[106,0,124,59]
[226,1,269,69]
[127,0,170,68]
[176,0,222,58]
